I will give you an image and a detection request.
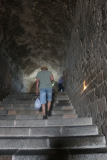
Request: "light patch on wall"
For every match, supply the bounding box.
[83,80,88,91]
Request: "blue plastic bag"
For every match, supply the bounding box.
[34,98,41,110]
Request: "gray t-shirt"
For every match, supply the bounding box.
[36,70,52,89]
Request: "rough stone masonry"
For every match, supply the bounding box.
[65,0,107,140]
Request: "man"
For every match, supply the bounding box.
[36,66,54,119]
[58,76,64,92]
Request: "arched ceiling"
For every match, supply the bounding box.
[0,0,77,91]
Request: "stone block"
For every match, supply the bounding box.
[0,128,29,136]
[14,155,67,160]
[0,115,16,120]
[30,127,60,136]
[0,138,47,149]
[62,125,98,136]
[0,156,12,160]
[47,118,92,126]
[16,120,46,127]
[0,120,14,127]
[69,154,107,160]
[63,114,77,119]
[8,111,16,115]
[49,135,106,148]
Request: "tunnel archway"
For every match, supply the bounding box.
[0,0,74,92]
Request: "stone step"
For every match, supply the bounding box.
[69,153,107,160]
[0,110,42,115]
[54,92,67,95]
[6,92,67,98]
[0,105,73,111]
[53,106,74,110]
[0,117,92,127]
[0,104,73,111]
[4,96,36,100]
[2,100,71,105]
[53,103,72,107]
[2,101,35,104]
[0,125,98,136]
[0,109,75,116]
[0,135,105,149]
[57,100,71,103]
[12,153,107,160]
[3,98,36,102]
[0,106,40,111]
[0,113,77,120]
[0,104,34,107]
[2,100,70,106]
[54,99,70,103]
[55,95,68,98]
[6,93,68,99]
[52,110,75,115]
[7,93,36,97]
[1,148,107,157]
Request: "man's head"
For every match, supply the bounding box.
[41,66,48,70]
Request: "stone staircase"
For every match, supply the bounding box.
[0,92,107,160]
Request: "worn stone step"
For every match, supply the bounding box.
[54,96,69,99]
[53,106,74,110]
[57,100,71,103]
[0,148,107,157]
[2,101,35,104]
[54,99,70,103]
[12,153,107,160]
[55,92,67,95]
[52,110,75,115]
[0,115,16,120]
[53,103,71,107]
[0,110,7,115]
[69,153,107,160]
[54,95,69,99]
[0,105,73,112]
[2,100,71,105]
[3,97,34,101]
[0,109,75,116]
[0,106,73,111]
[49,113,77,119]
[0,135,105,149]
[0,106,39,111]
[3,98,36,102]
[0,110,42,115]
[0,125,98,136]
[0,113,77,120]
[0,104,34,107]
[7,93,36,97]
[0,117,92,127]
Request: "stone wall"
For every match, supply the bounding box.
[0,53,13,100]
[0,53,24,100]
[65,0,107,139]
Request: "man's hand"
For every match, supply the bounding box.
[36,89,39,95]
[36,78,39,95]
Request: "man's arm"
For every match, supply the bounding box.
[36,78,39,95]
[50,75,54,82]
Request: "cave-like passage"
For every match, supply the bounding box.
[0,0,107,140]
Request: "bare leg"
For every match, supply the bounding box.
[47,101,51,111]
[42,104,46,115]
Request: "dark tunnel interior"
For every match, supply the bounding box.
[0,0,107,138]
